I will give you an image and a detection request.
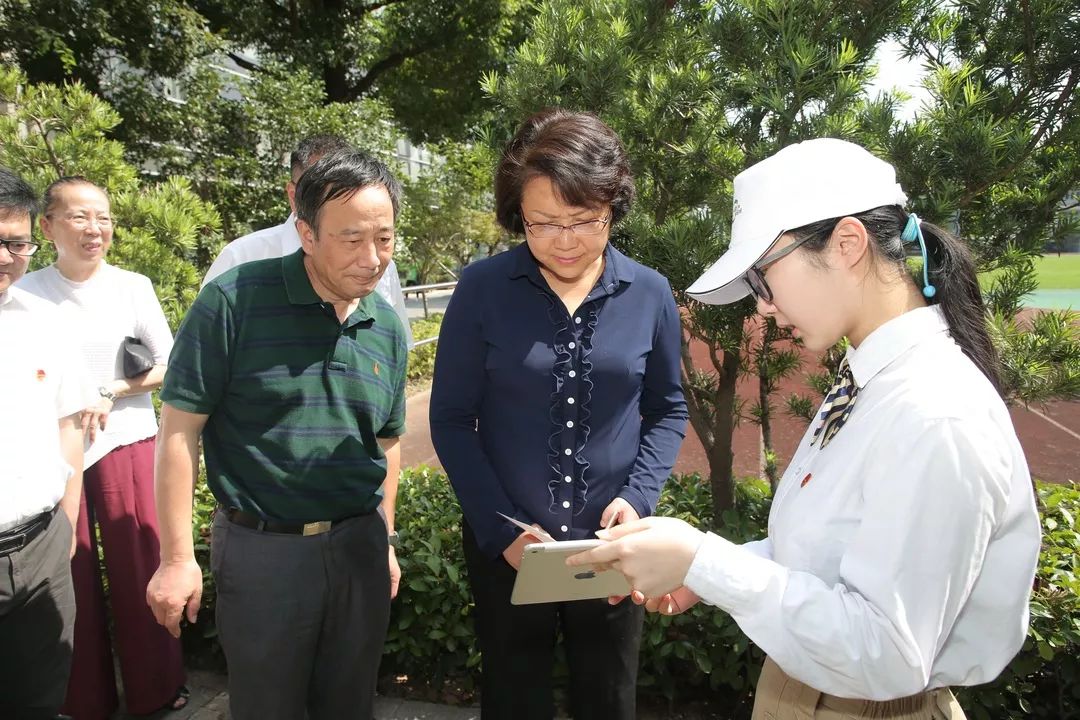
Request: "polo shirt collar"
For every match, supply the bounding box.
[0,289,11,307]
[282,248,376,324]
[507,242,636,292]
[846,305,949,388]
[284,248,320,305]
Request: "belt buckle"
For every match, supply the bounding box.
[0,532,28,556]
[301,521,332,536]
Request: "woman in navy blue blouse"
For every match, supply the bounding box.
[429,108,688,719]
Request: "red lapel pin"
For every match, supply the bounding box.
[800,473,812,488]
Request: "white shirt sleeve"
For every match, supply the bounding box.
[132,275,174,363]
[202,242,242,288]
[382,261,414,348]
[684,418,1012,700]
[52,336,90,419]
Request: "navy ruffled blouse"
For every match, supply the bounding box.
[430,242,688,558]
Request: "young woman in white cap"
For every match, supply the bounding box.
[569,138,1041,719]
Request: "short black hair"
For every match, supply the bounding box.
[0,166,40,224]
[295,151,402,230]
[495,108,635,234]
[290,134,355,177]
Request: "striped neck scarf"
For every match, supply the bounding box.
[812,357,859,449]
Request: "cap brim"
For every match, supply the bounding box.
[686,235,770,305]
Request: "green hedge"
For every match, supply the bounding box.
[407,313,443,383]
[188,469,1080,717]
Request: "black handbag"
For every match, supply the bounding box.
[121,336,155,378]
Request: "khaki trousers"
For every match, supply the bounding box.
[752,657,968,720]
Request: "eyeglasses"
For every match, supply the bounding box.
[744,219,840,303]
[521,213,610,239]
[0,239,40,257]
[744,234,813,303]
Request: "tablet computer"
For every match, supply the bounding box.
[510,540,631,605]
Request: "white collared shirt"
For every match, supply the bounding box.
[202,214,414,347]
[685,306,1041,700]
[0,287,87,531]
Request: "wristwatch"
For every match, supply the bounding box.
[387,531,400,548]
[97,386,117,402]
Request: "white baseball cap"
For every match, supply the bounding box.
[686,138,909,305]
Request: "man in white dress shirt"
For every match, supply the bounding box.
[203,135,414,347]
[0,167,86,720]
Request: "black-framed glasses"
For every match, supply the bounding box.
[744,219,840,303]
[0,239,40,257]
[744,234,814,303]
[521,212,611,239]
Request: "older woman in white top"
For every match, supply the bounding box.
[19,177,187,719]
[569,139,1041,720]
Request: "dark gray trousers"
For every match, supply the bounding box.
[211,510,391,720]
[0,509,76,720]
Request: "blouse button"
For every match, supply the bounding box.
[564,448,572,456]
[566,420,574,428]
[564,475,572,483]
[568,341,576,349]
[575,316,582,324]
[567,397,575,405]
[568,370,576,378]
[562,500,570,508]
[560,525,568,532]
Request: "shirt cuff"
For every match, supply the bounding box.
[617,485,652,519]
[684,531,780,614]
[376,419,406,438]
[160,394,216,416]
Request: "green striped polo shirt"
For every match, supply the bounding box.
[161,249,407,522]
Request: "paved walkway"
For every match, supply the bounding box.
[401,346,1079,485]
[147,670,479,720]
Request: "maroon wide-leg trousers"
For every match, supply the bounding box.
[62,436,185,720]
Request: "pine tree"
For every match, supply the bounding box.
[0,65,221,327]
[487,0,1080,520]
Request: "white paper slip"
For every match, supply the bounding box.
[497,512,556,543]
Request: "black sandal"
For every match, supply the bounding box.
[163,685,190,712]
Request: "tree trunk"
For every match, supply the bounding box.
[323,63,349,104]
[758,335,779,491]
[707,350,739,525]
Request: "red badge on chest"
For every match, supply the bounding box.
[800,473,812,488]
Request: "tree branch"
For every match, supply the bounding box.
[361,0,411,11]
[958,68,1078,208]
[347,39,441,98]
[29,115,66,177]
[226,51,262,75]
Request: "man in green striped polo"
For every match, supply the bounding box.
[146,151,408,720]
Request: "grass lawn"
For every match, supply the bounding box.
[1033,253,1080,289]
[977,252,1080,291]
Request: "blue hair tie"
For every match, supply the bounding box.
[901,213,937,298]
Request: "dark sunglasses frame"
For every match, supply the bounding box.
[744,219,840,302]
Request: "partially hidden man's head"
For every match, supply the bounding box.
[0,167,40,294]
[287,134,355,213]
[294,151,402,303]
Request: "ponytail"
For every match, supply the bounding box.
[792,206,1003,395]
[918,220,1003,395]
